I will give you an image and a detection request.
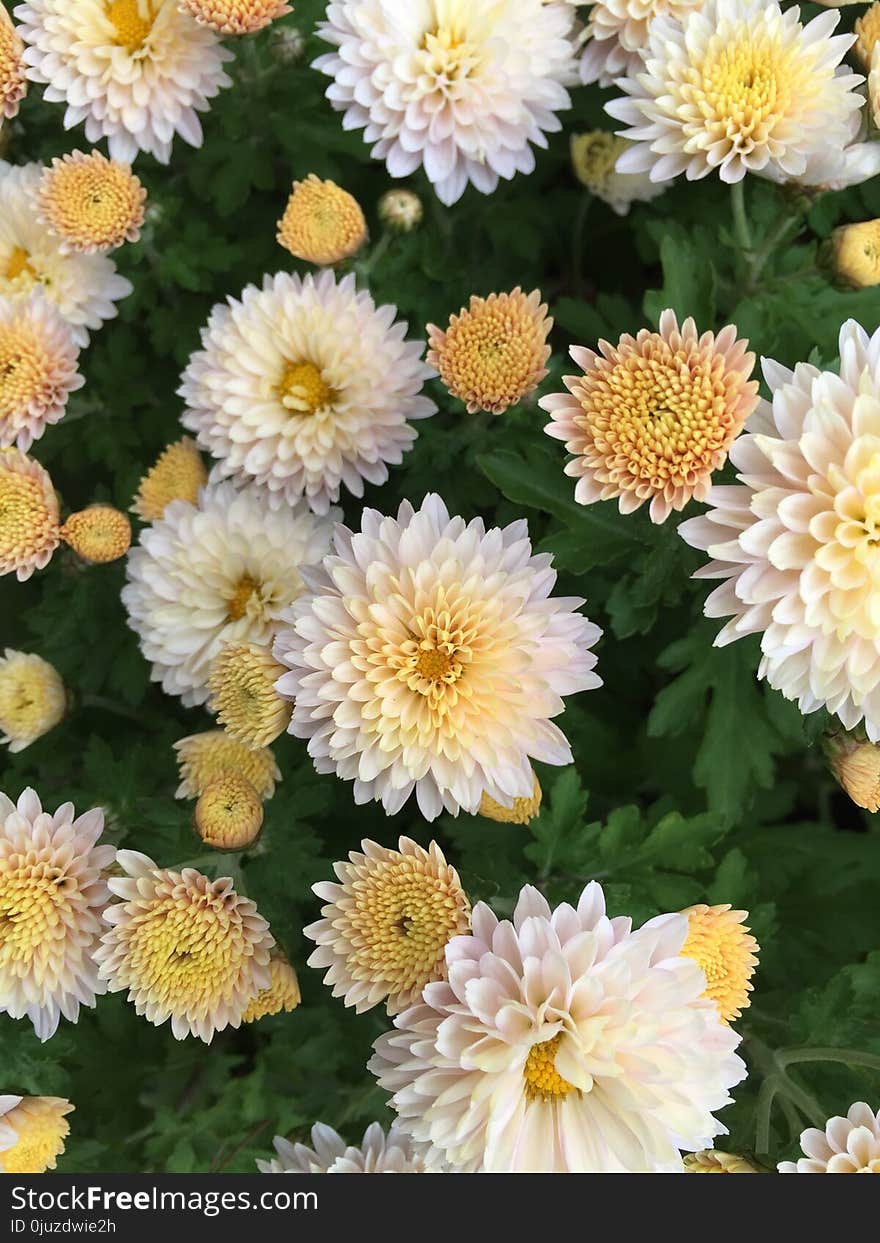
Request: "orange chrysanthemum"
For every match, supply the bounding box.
[61,505,131,564]
[131,437,207,522]
[276,175,367,266]
[181,0,292,36]
[37,151,146,255]
[0,447,60,580]
[681,903,759,1023]
[242,954,301,1022]
[0,7,26,121]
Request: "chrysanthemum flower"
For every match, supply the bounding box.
[208,641,291,748]
[305,837,471,1015]
[855,3,880,71]
[578,0,704,88]
[541,310,759,524]
[0,447,60,581]
[95,850,274,1042]
[832,219,880,289]
[0,1096,73,1173]
[570,131,665,217]
[479,773,542,825]
[179,272,435,515]
[123,482,334,705]
[378,189,423,234]
[182,0,291,34]
[606,0,864,185]
[826,732,880,812]
[681,904,759,1023]
[679,320,880,741]
[15,0,234,165]
[242,954,301,1022]
[0,6,27,121]
[684,1149,760,1173]
[194,775,264,850]
[61,505,131,565]
[257,1122,428,1174]
[0,649,66,752]
[274,494,602,819]
[277,175,367,267]
[0,787,114,1042]
[779,1103,880,1173]
[0,291,84,452]
[174,729,281,800]
[131,436,207,523]
[314,0,577,206]
[370,882,745,1172]
[427,289,552,416]
[36,151,146,255]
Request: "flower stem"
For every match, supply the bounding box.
[730,180,753,254]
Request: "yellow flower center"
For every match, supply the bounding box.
[695,30,808,151]
[523,1034,577,1103]
[415,648,455,682]
[396,601,471,708]
[0,1103,71,1175]
[419,19,480,88]
[0,472,52,562]
[4,247,36,285]
[0,858,73,973]
[106,0,154,52]
[226,573,259,621]
[0,325,46,422]
[278,361,334,415]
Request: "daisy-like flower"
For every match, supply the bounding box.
[94,850,274,1042]
[370,882,746,1173]
[0,1096,73,1173]
[0,6,27,121]
[194,775,264,850]
[122,481,334,706]
[0,291,84,452]
[36,151,146,255]
[0,446,60,581]
[681,904,759,1023]
[779,1103,880,1173]
[182,0,291,34]
[208,641,291,748]
[174,729,280,799]
[258,1122,428,1174]
[242,954,301,1022]
[277,175,367,267]
[305,837,472,1015]
[541,310,759,524]
[61,504,131,565]
[578,0,704,88]
[826,731,880,812]
[179,272,435,515]
[606,0,864,185]
[679,320,880,741]
[0,163,132,347]
[274,494,603,819]
[131,436,207,522]
[0,649,66,752]
[378,189,423,234]
[427,289,552,416]
[0,788,115,1042]
[314,0,577,206]
[684,1150,760,1173]
[479,772,542,824]
[15,0,234,165]
[570,131,665,217]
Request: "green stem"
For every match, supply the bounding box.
[778,1047,880,1074]
[754,1075,779,1154]
[730,180,753,254]
[355,231,393,281]
[572,192,592,298]
[79,694,144,724]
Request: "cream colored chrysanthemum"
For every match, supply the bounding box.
[377,189,423,234]
[0,787,114,1041]
[542,310,759,524]
[182,0,290,34]
[174,729,280,800]
[0,649,65,752]
[315,0,577,206]
[832,219,880,289]
[242,954,300,1022]
[36,151,146,255]
[0,446,60,581]
[570,131,665,217]
[131,436,207,522]
[277,175,367,267]
[427,289,552,416]
[95,849,274,1042]
[16,1,234,165]
[779,1103,880,1173]
[208,641,291,748]
[578,0,704,88]
[274,495,603,819]
[684,1150,760,1173]
[855,3,880,71]
[194,775,263,850]
[0,163,132,347]
[607,0,864,185]
[681,904,759,1023]
[179,272,435,514]
[305,837,471,1015]
[61,504,131,564]
[680,320,880,741]
[0,1096,73,1173]
[0,291,84,452]
[258,1122,429,1174]
[479,773,542,825]
[0,7,27,121]
[826,732,880,812]
[123,482,334,705]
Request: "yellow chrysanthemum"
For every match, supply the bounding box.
[131,436,207,522]
[855,3,880,72]
[826,732,880,812]
[377,189,423,234]
[194,775,264,850]
[684,1150,760,1173]
[208,641,291,748]
[0,1097,73,1174]
[277,175,368,267]
[242,955,301,1022]
[174,729,280,800]
[0,7,27,121]
[182,0,292,35]
[831,220,880,290]
[681,904,759,1023]
[0,649,66,753]
[0,447,60,581]
[479,773,542,825]
[36,151,146,255]
[61,504,132,564]
[427,288,552,415]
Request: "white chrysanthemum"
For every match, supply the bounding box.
[122,482,335,707]
[14,0,234,165]
[314,0,577,206]
[369,882,746,1173]
[779,1102,880,1173]
[606,0,864,185]
[180,272,436,516]
[0,787,115,1042]
[257,1122,429,1174]
[679,320,880,741]
[0,163,132,348]
[274,494,602,820]
[0,290,84,452]
[578,0,704,88]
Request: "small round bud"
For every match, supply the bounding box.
[826,729,880,812]
[194,775,264,851]
[377,188,423,234]
[831,220,880,289]
[60,504,131,564]
[271,24,305,63]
